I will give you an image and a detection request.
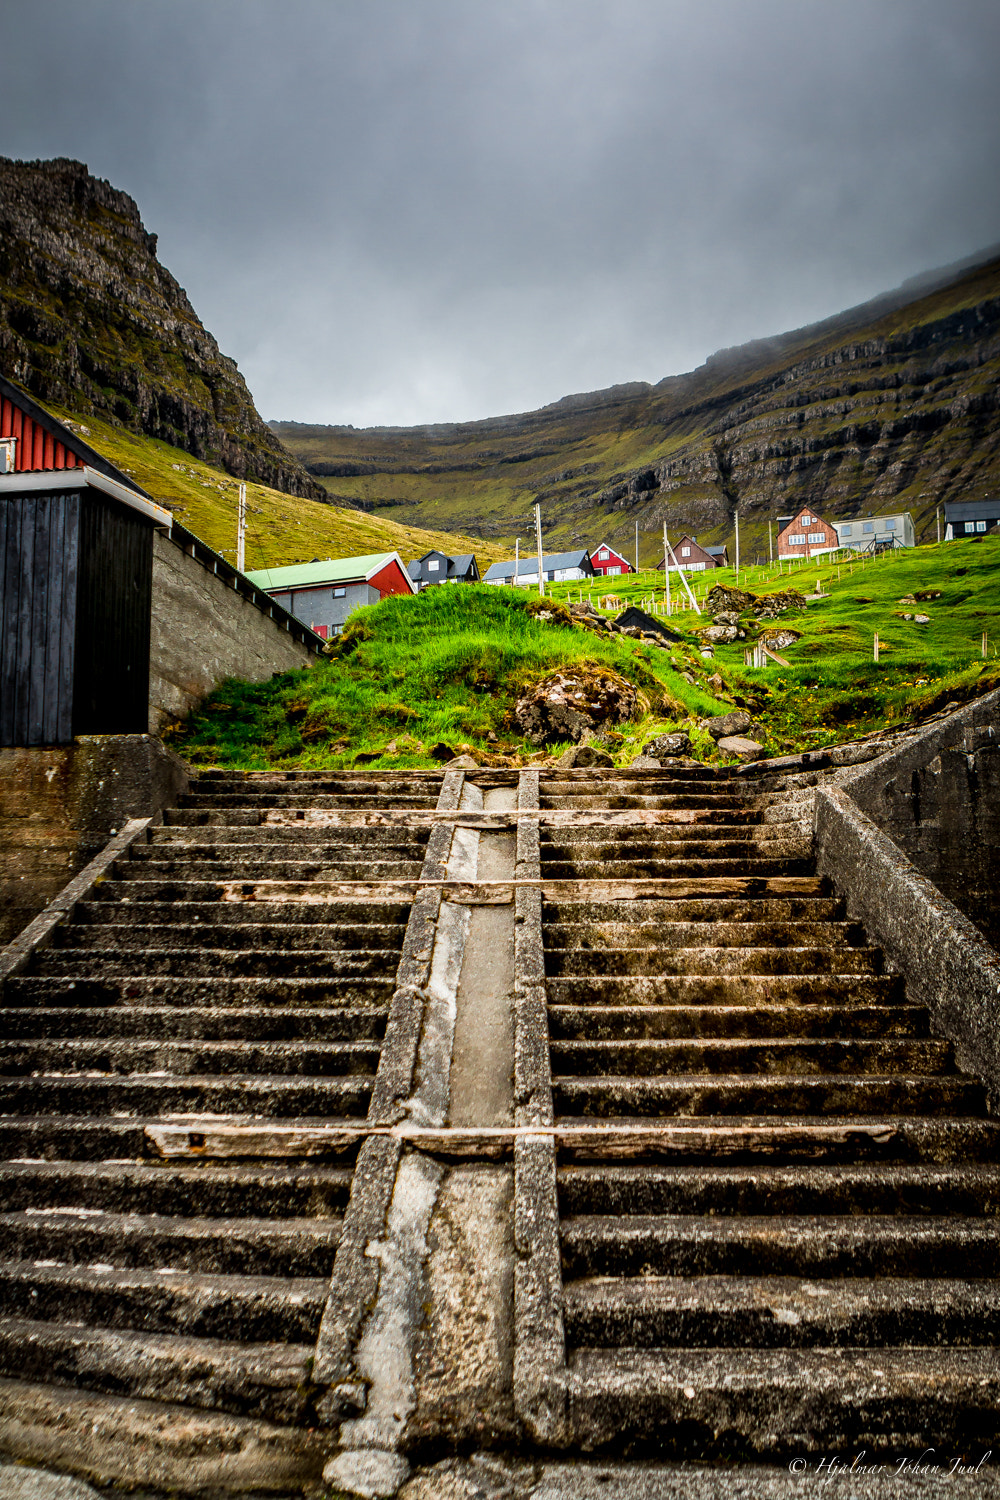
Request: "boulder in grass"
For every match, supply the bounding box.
[645,731,692,758]
[515,664,639,747]
[706,710,754,740]
[557,742,614,769]
[629,753,662,769]
[717,735,764,759]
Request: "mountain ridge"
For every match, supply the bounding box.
[0,156,323,500]
[274,247,1000,559]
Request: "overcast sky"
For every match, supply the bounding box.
[3,0,1000,426]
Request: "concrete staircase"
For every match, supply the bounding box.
[0,771,437,1451]
[535,766,1000,1454]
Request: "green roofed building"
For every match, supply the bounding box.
[246,551,416,638]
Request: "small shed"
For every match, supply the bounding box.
[0,376,176,747]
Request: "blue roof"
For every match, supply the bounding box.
[484,550,592,581]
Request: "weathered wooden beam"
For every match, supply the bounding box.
[218,874,821,905]
[146,1117,896,1161]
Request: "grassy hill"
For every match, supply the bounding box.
[42,402,507,573]
[274,250,1000,566]
[171,532,1000,771]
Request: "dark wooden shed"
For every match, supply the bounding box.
[1,468,172,746]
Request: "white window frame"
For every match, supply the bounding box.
[788,534,806,546]
[680,546,691,557]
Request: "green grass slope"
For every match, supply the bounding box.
[172,585,727,770]
[42,403,506,573]
[170,533,1000,772]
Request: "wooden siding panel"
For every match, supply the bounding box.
[0,396,83,473]
[0,494,79,746]
[72,490,151,735]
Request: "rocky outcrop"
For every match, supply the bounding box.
[0,158,324,500]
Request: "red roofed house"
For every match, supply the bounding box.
[247,552,416,638]
[590,542,633,577]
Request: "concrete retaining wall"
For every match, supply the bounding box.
[815,687,1000,1103]
[149,531,315,732]
[0,735,188,944]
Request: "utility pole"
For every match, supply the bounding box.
[635,520,639,576]
[768,519,773,564]
[236,483,247,574]
[514,537,519,588]
[663,521,671,615]
[534,502,545,597]
[936,506,941,545]
[734,508,740,581]
[664,534,701,613]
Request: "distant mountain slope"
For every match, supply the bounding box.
[0,156,323,500]
[274,249,1000,561]
[37,401,506,576]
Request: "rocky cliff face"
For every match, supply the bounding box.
[275,251,1000,554]
[0,157,324,500]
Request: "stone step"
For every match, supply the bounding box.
[0,1261,326,1342]
[541,857,814,878]
[572,1114,1000,1164]
[0,1006,386,1041]
[0,1209,342,1277]
[540,795,750,811]
[541,838,811,860]
[0,1161,354,1217]
[31,948,401,979]
[72,899,411,926]
[0,1317,316,1424]
[543,922,867,951]
[545,974,904,1007]
[4,975,395,1008]
[545,947,881,978]
[0,1074,372,1118]
[549,1038,952,1078]
[562,1345,1000,1451]
[0,1038,382,1077]
[57,923,407,952]
[552,1074,983,1118]
[543,898,844,924]
[178,792,439,809]
[0,1113,359,1162]
[561,1214,1000,1278]
[563,1274,1000,1349]
[547,1004,928,1040]
[116,858,421,881]
[160,811,431,835]
[557,1164,1000,1217]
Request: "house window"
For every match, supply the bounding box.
[788,534,806,545]
[977,521,988,532]
[841,524,852,536]
[428,559,440,571]
[863,523,874,533]
[599,549,608,560]
[885,519,896,531]
[801,515,813,526]
[608,565,621,576]
[680,546,691,557]
[965,522,976,533]
[334,587,346,598]
[808,532,825,543]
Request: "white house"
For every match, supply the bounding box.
[832,513,915,551]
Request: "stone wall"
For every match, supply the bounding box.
[815,687,1000,1103]
[830,689,1000,947]
[0,735,188,945]
[149,532,315,732]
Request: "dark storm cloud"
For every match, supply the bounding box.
[3,0,1000,423]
